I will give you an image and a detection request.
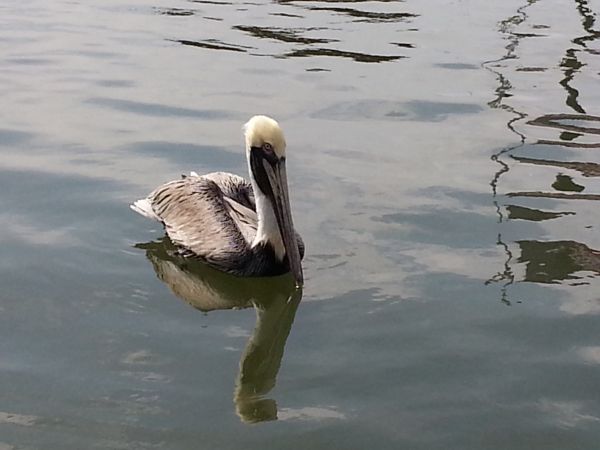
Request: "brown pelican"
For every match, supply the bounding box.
[131,115,304,286]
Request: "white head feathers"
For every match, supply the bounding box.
[244,115,287,158]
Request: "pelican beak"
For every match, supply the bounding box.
[250,148,303,287]
[264,159,303,287]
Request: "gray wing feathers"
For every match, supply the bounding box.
[149,177,252,267]
[132,171,304,275]
[199,173,304,257]
[202,172,255,210]
[223,197,258,244]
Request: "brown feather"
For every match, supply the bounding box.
[149,175,251,270]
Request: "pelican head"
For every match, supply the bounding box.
[244,115,303,287]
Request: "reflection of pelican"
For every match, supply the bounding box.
[131,116,304,286]
[137,238,302,423]
[234,289,301,423]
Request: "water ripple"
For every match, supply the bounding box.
[86,97,233,119]
[305,6,417,23]
[154,7,197,16]
[283,47,403,63]
[528,113,600,135]
[162,0,418,65]
[233,25,338,44]
[313,99,482,121]
[170,38,251,52]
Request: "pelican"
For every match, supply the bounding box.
[130,115,304,286]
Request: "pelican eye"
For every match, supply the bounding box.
[260,142,279,164]
[253,142,279,165]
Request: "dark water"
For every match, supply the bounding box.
[1,0,600,448]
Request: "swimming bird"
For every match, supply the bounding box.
[131,115,304,286]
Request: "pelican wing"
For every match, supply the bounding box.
[203,173,305,259]
[200,172,258,244]
[148,175,256,268]
[133,171,304,273]
[202,172,255,210]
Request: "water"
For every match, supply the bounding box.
[1,0,600,448]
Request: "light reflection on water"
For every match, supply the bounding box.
[485,0,600,308]
[1,0,600,448]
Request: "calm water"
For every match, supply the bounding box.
[1,0,600,448]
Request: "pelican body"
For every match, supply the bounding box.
[131,116,304,286]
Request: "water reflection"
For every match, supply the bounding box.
[189,0,233,5]
[559,48,585,114]
[303,6,417,23]
[507,191,600,200]
[517,240,600,284]
[505,205,574,222]
[155,8,197,16]
[485,0,600,303]
[552,174,585,192]
[136,238,301,423]
[314,99,482,121]
[171,39,251,53]
[274,0,400,3]
[283,47,403,63]
[528,113,600,135]
[87,97,233,119]
[233,25,338,44]
[512,155,600,177]
[160,0,416,64]
[484,1,529,201]
[560,0,600,113]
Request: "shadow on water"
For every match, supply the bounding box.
[484,0,600,303]
[135,237,302,424]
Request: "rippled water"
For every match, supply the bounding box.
[1,0,600,448]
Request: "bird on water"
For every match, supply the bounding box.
[131,115,304,287]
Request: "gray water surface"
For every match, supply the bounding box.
[1,0,600,448]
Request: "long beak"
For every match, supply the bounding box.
[262,159,304,287]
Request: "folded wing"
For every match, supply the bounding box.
[144,174,257,270]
